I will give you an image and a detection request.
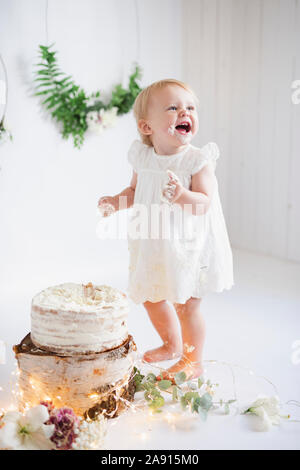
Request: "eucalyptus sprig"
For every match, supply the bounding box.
[133,367,226,420]
[33,44,143,149]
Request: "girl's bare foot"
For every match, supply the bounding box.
[142,300,182,363]
[156,358,204,382]
[143,344,182,363]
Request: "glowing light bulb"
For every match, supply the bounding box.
[88,393,99,400]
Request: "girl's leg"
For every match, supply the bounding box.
[163,297,205,379]
[142,300,182,363]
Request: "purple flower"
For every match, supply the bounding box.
[45,407,79,450]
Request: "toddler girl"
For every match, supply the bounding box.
[98,79,234,381]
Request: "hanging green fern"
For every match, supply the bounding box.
[34,44,143,149]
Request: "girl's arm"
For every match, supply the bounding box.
[170,163,216,215]
[114,170,137,210]
[98,171,137,214]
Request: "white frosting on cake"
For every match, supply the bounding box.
[31,283,129,355]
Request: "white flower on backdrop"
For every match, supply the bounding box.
[0,405,54,450]
[244,395,281,432]
[86,107,118,135]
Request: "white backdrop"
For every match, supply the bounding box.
[1,0,300,303]
[0,0,183,302]
[0,1,300,450]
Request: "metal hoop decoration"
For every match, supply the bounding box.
[0,53,8,126]
[0,53,12,144]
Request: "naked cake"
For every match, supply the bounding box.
[13,283,137,419]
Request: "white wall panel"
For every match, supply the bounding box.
[183,0,300,262]
[287,0,300,261]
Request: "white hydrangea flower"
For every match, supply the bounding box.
[245,395,281,431]
[0,405,55,450]
[72,415,107,450]
[100,106,118,128]
[86,107,118,135]
[86,111,102,134]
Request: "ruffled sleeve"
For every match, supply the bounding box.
[127,139,146,172]
[190,142,220,176]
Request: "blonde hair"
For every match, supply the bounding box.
[133,79,199,147]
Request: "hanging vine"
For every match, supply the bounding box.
[34,44,143,149]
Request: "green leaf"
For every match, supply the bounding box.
[199,392,213,411]
[34,62,50,67]
[34,76,55,82]
[56,76,73,86]
[192,396,201,413]
[198,376,204,388]
[46,101,59,110]
[224,403,230,415]
[175,371,186,385]
[149,395,165,410]
[35,70,51,76]
[150,387,161,398]
[35,89,54,96]
[145,373,156,383]
[141,382,151,392]
[180,396,188,409]
[183,391,194,402]
[133,367,145,391]
[157,380,172,391]
[35,84,54,92]
[172,385,178,402]
[41,94,59,104]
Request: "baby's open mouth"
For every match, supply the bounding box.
[175,122,191,134]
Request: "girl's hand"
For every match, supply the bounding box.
[161,170,184,204]
[97,196,118,217]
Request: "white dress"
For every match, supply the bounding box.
[126,139,234,304]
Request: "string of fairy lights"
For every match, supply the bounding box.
[2,350,299,429]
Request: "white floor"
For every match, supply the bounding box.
[1,247,300,450]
